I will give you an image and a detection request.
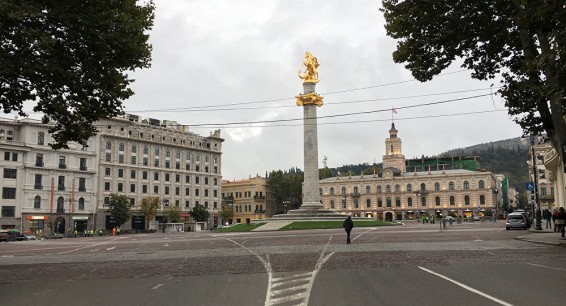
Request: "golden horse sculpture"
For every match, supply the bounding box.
[298,51,319,83]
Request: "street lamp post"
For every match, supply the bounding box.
[530,136,543,230]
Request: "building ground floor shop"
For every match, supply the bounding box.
[348,207,496,222]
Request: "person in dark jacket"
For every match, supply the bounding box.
[556,207,566,238]
[343,216,354,244]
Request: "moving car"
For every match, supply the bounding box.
[506,213,529,230]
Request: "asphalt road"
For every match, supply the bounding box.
[1,222,565,306]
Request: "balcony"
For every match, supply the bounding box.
[34,184,43,190]
[80,165,88,171]
[57,185,65,191]
[254,209,266,214]
[253,195,265,200]
[58,164,66,169]
[35,161,44,167]
[351,192,361,198]
[78,187,86,192]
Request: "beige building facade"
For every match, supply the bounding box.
[221,176,278,225]
[320,124,499,221]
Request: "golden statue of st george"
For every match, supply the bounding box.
[296,51,324,107]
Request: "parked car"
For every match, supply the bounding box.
[45,233,64,239]
[0,232,7,242]
[24,234,37,241]
[513,210,532,228]
[506,213,529,230]
[14,233,27,241]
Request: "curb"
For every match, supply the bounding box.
[513,236,560,246]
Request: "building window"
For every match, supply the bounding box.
[34,174,43,189]
[407,197,412,207]
[341,199,346,208]
[377,185,382,193]
[34,196,41,209]
[176,187,180,196]
[366,186,371,194]
[142,185,148,193]
[395,184,400,192]
[395,197,401,207]
[449,182,455,190]
[132,145,137,153]
[165,173,170,182]
[464,195,470,205]
[118,143,124,151]
[131,156,137,165]
[105,153,111,162]
[354,199,359,208]
[366,199,371,208]
[406,184,412,192]
[386,185,391,193]
[78,198,85,210]
[165,186,170,194]
[421,197,426,206]
[3,168,16,179]
[154,186,159,194]
[378,198,383,207]
[58,156,66,168]
[480,195,485,205]
[105,141,111,150]
[118,169,124,178]
[353,186,359,195]
[386,197,391,207]
[105,168,111,176]
[154,172,159,181]
[118,154,125,164]
[143,157,148,166]
[434,182,440,191]
[117,183,123,192]
[2,187,16,199]
[478,180,485,189]
[103,182,110,191]
[185,187,190,196]
[4,152,9,160]
[37,132,45,145]
[79,178,86,192]
[130,184,136,192]
[1,206,15,217]
[330,187,335,195]
[341,187,346,195]
[463,181,470,189]
[131,170,136,179]
[58,176,65,190]
[435,196,440,206]
[319,188,323,196]
[450,196,455,205]
[330,200,335,209]
[80,158,87,171]
[36,153,44,167]
[143,171,148,180]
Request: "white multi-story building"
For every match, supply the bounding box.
[94,114,223,231]
[0,118,98,235]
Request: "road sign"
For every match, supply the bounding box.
[525,182,535,191]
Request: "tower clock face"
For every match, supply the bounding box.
[383,169,393,178]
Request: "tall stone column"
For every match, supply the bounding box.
[301,82,322,208]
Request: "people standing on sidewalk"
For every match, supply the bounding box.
[343,216,354,244]
[553,208,559,232]
[543,209,552,229]
[555,207,566,238]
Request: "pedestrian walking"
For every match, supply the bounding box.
[343,216,354,244]
[555,207,566,238]
[544,209,552,229]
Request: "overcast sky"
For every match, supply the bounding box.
[123,0,524,180]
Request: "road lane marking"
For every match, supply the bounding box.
[352,228,376,242]
[152,284,164,290]
[418,266,513,306]
[527,263,566,271]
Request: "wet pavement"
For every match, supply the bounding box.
[514,227,566,246]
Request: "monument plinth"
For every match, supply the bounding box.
[273,52,344,219]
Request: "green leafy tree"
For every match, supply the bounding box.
[108,193,130,227]
[381,0,566,154]
[0,1,155,149]
[267,170,304,210]
[189,204,209,222]
[319,167,333,180]
[140,196,159,231]
[165,206,182,223]
[219,205,234,224]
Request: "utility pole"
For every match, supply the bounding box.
[530,135,543,230]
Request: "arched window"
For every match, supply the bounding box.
[463,181,470,189]
[354,199,359,208]
[118,143,125,151]
[420,183,426,192]
[330,200,335,209]
[395,197,401,207]
[435,196,441,206]
[434,182,440,191]
[366,199,371,208]
[131,145,137,153]
[105,141,112,150]
[407,184,412,192]
[480,195,485,204]
[378,198,383,207]
[386,185,391,192]
[386,197,391,207]
[377,185,382,193]
[34,196,41,209]
[341,187,347,195]
[342,199,346,209]
[330,187,335,195]
[464,195,470,205]
[395,184,400,192]
[78,198,85,210]
[421,197,427,206]
[407,197,413,207]
[450,196,455,205]
[479,180,485,189]
[57,196,64,213]
[143,146,149,155]
[353,186,359,195]
[449,182,455,190]
[366,186,371,194]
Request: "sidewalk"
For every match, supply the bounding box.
[514,228,566,246]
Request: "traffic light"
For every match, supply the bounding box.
[530,190,536,204]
